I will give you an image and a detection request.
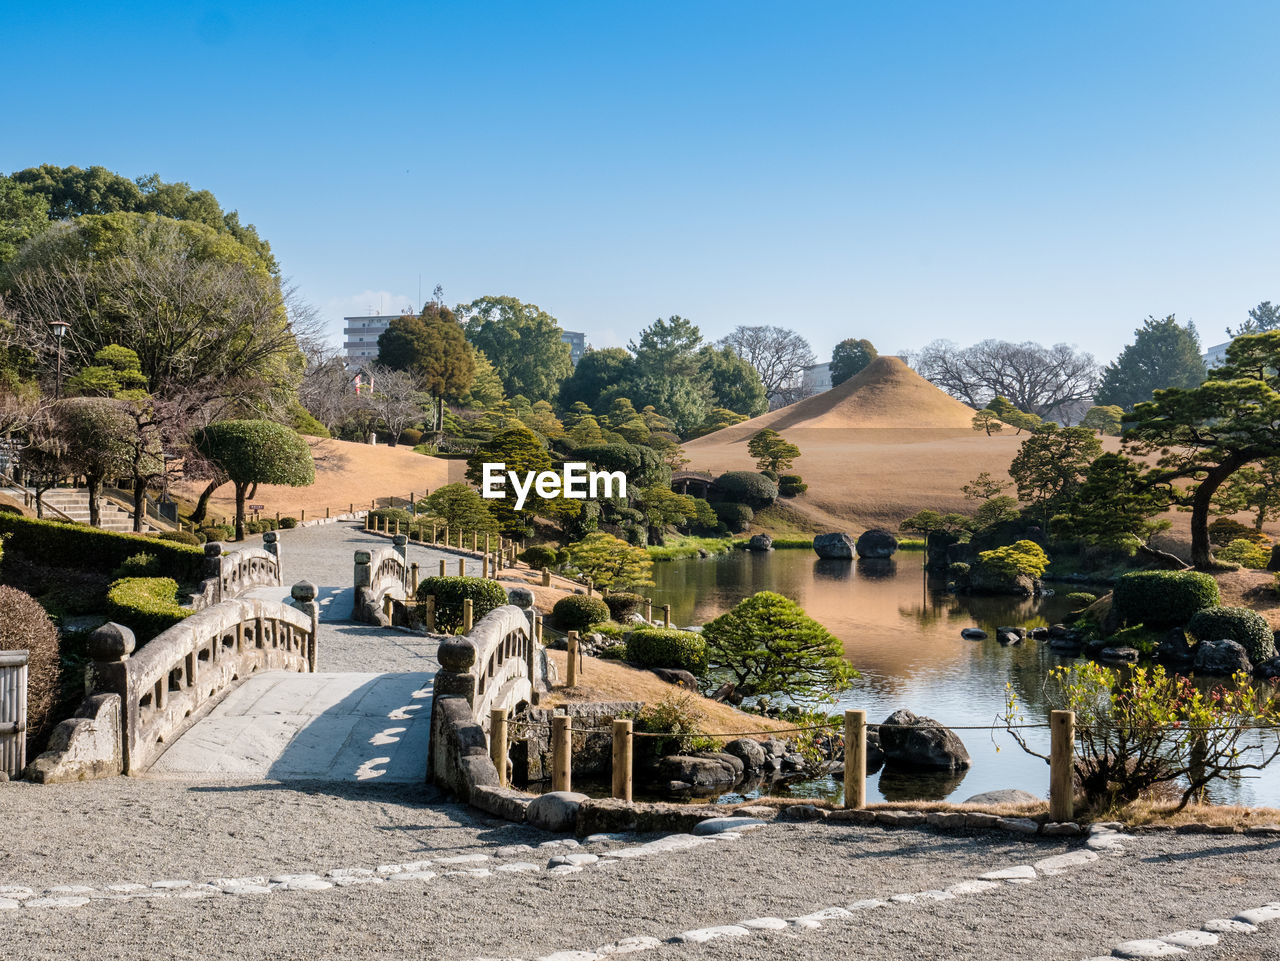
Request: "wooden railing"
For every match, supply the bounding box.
[0,650,28,778]
[88,587,318,774]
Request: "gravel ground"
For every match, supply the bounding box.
[2,789,1279,961]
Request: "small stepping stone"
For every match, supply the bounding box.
[546,865,583,876]
[1034,851,1098,874]
[740,918,789,930]
[539,839,580,850]
[331,875,385,887]
[947,880,1002,895]
[1112,940,1187,958]
[397,860,436,872]
[1237,906,1280,925]
[537,952,601,961]
[548,854,599,868]
[595,935,662,954]
[583,834,629,845]
[106,884,148,894]
[692,817,766,836]
[980,865,1036,881]
[496,844,535,857]
[387,871,437,882]
[669,925,751,943]
[442,869,491,879]
[218,883,272,895]
[46,885,95,895]
[788,907,853,924]
[151,879,193,890]
[437,854,489,865]
[327,868,376,879]
[0,899,20,910]
[1160,931,1218,948]
[211,877,268,888]
[1203,919,1257,934]
[276,878,333,892]
[846,899,888,910]
[25,896,91,908]
[0,887,33,900]
[496,862,541,874]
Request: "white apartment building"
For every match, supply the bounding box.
[343,315,398,364]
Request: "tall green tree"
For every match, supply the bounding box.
[1124,331,1280,567]
[696,344,767,418]
[0,174,49,264]
[65,344,149,400]
[1095,315,1206,411]
[1008,424,1102,528]
[557,347,633,413]
[416,482,499,535]
[377,302,474,434]
[194,420,315,541]
[830,338,878,386]
[459,296,572,403]
[465,424,556,538]
[1227,301,1280,338]
[1051,453,1169,548]
[625,316,712,437]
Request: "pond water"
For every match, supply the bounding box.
[650,548,1280,807]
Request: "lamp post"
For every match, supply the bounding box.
[50,320,71,399]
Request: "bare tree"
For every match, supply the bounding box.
[361,365,425,446]
[719,326,817,408]
[299,351,362,431]
[912,339,1099,423]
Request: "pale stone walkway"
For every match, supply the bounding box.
[147,521,468,782]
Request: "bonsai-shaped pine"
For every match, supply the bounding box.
[415,482,499,535]
[565,531,654,592]
[746,428,801,473]
[701,591,857,706]
[194,420,315,540]
[971,409,1004,436]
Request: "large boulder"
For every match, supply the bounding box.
[747,534,774,552]
[855,529,899,559]
[653,754,740,789]
[1156,629,1194,668]
[650,667,699,690]
[526,791,588,832]
[960,628,988,641]
[878,709,971,771]
[723,737,766,773]
[1257,656,1280,680]
[813,532,856,560]
[1193,638,1253,676]
[964,788,1041,805]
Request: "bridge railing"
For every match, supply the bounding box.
[87,586,319,774]
[188,536,284,611]
[352,540,408,624]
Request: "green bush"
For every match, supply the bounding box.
[1188,606,1276,663]
[416,576,508,634]
[0,513,204,583]
[155,530,201,546]
[599,642,628,660]
[198,524,234,542]
[519,545,558,570]
[626,627,708,674]
[552,594,611,632]
[279,516,299,529]
[1208,517,1262,548]
[778,474,807,497]
[370,507,414,527]
[114,552,161,579]
[714,502,754,533]
[1067,591,1099,610]
[948,561,971,577]
[1113,570,1220,628]
[630,691,722,759]
[399,427,425,447]
[713,471,778,507]
[604,591,644,620]
[1106,624,1162,657]
[977,540,1050,579]
[1217,538,1271,569]
[0,586,62,748]
[105,577,193,641]
[759,469,779,483]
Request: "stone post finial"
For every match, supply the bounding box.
[89,622,136,663]
[290,580,317,604]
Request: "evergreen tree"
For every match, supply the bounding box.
[1095,315,1205,410]
[830,338,878,386]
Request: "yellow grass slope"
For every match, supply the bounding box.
[173,436,467,521]
[683,356,1027,531]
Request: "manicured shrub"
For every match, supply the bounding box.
[1208,517,1263,548]
[1217,538,1271,569]
[279,516,299,529]
[599,642,628,660]
[948,561,971,577]
[714,502,754,533]
[0,585,62,746]
[603,591,644,620]
[778,474,807,497]
[759,469,779,483]
[713,471,778,508]
[1113,570,1220,628]
[199,524,234,542]
[416,576,508,634]
[977,540,1050,580]
[1188,606,1276,663]
[105,577,193,641]
[626,627,708,674]
[0,513,204,583]
[399,427,424,447]
[551,594,610,632]
[155,530,201,546]
[1067,592,1099,610]
[518,545,558,570]
[113,552,161,579]
[370,507,414,528]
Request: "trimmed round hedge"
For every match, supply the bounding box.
[1113,570,1220,628]
[155,530,201,546]
[603,591,644,620]
[713,471,778,508]
[416,576,508,633]
[552,594,610,632]
[778,474,807,497]
[625,627,708,675]
[519,545,558,570]
[105,577,193,641]
[0,586,61,747]
[1188,606,1276,664]
[714,502,754,533]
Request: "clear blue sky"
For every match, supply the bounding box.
[6,1,1279,363]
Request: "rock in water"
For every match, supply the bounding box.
[1193,638,1253,676]
[960,628,988,640]
[747,534,774,552]
[964,789,1041,805]
[855,529,899,559]
[878,709,971,771]
[813,532,856,560]
[723,738,766,773]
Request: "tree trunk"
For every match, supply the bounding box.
[436,396,445,441]
[132,483,145,533]
[192,479,223,524]
[1190,459,1248,568]
[234,481,247,542]
[248,481,258,499]
[87,474,102,528]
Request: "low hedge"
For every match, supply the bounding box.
[1188,606,1276,663]
[604,591,644,620]
[714,502,754,533]
[113,552,161,578]
[1113,570,1220,628]
[552,594,611,632]
[105,577,193,642]
[155,530,201,546]
[519,545,558,570]
[416,576,508,633]
[625,627,708,675]
[0,513,204,582]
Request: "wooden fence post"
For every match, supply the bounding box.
[490,707,508,787]
[482,554,489,578]
[463,598,474,633]
[542,568,551,587]
[1050,709,1075,822]
[552,714,572,792]
[662,604,671,628]
[432,523,438,543]
[644,597,652,623]
[472,532,478,552]
[566,631,579,687]
[612,718,633,801]
[425,595,436,632]
[301,509,306,523]
[365,514,372,531]
[533,614,543,645]
[844,709,867,809]
[485,533,491,557]
[438,559,446,577]
[326,506,330,519]
[457,558,466,577]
